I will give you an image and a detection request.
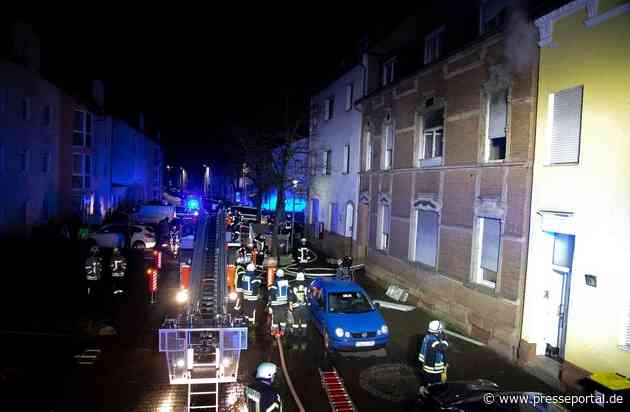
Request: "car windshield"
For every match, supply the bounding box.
[328,292,373,314]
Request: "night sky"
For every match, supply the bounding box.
[2,7,415,185]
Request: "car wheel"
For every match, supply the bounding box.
[133,240,146,250]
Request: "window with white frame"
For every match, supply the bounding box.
[72,153,91,189]
[343,144,350,174]
[324,96,335,120]
[322,150,331,175]
[420,109,444,167]
[383,125,393,170]
[382,59,395,86]
[18,149,29,173]
[475,217,501,288]
[329,202,338,233]
[345,84,353,111]
[424,27,444,65]
[378,202,391,250]
[549,85,583,164]
[414,210,439,267]
[365,132,372,171]
[21,98,31,121]
[486,90,508,161]
[73,110,93,147]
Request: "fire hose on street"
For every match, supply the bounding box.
[275,334,306,412]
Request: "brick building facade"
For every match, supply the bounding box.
[356,0,539,359]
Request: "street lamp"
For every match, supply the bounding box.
[291,179,299,247]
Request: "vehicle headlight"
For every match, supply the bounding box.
[335,327,344,338]
[175,289,189,303]
[344,331,350,338]
[381,325,389,335]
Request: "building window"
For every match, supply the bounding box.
[383,125,393,170]
[420,109,444,167]
[549,85,583,164]
[378,203,391,250]
[73,110,93,147]
[42,105,52,127]
[365,132,372,171]
[345,84,353,111]
[329,202,338,233]
[475,217,501,288]
[21,98,31,121]
[324,96,335,120]
[72,153,91,189]
[18,149,29,173]
[382,59,395,86]
[414,210,439,267]
[343,144,350,174]
[322,150,331,175]
[424,27,444,65]
[42,152,51,174]
[486,90,508,161]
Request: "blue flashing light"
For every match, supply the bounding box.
[186,196,200,211]
[261,189,305,212]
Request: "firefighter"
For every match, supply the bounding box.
[296,238,314,270]
[289,271,309,337]
[335,255,354,281]
[110,248,127,295]
[245,362,282,412]
[85,246,103,295]
[237,263,262,326]
[233,259,247,312]
[268,268,290,336]
[418,320,449,385]
[255,234,267,264]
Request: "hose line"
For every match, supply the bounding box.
[276,334,306,412]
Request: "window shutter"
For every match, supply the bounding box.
[481,218,501,272]
[550,86,583,164]
[488,90,508,139]
[416,210,438,267]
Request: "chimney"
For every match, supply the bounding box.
[92,80,105,110]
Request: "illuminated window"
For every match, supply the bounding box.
[73,110,93,147]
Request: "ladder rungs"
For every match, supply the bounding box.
[191,391,216,395]
[188,407,216,410]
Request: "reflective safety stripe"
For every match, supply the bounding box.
[423,365,445,373]
[418,354,425,362]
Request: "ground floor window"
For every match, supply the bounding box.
[475,217,501,288]
[414,210,438,267]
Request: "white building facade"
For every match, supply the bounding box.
[308,65,364,258]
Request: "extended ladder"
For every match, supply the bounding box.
[187,381,218,411]
[320,368,357,412]
[187,346,219,411]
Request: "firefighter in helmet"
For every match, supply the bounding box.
[85,245,103,295]
[268,268,290,335]
[245,362,282,412]
[418,320,449,385]
[110,247,127,295]
[289,271,309,337]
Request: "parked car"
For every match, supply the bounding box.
[88,224,156,250]
[411,380,569,412]
[131,203,175,224]
[309,279,389,351]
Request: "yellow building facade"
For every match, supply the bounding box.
[520,0,630,389]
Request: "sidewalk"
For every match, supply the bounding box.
[357,273,554,394]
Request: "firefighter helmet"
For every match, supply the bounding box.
[296,272,305,281]
[276,269,285,278]
[300,238,307,245]
[428,320,444,334]
[256,362,277,381]
[247,263,256,272]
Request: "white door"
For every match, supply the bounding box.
[345,203,354,237]
[542,232,574,359]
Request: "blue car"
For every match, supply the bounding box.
[309,279,389,351]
